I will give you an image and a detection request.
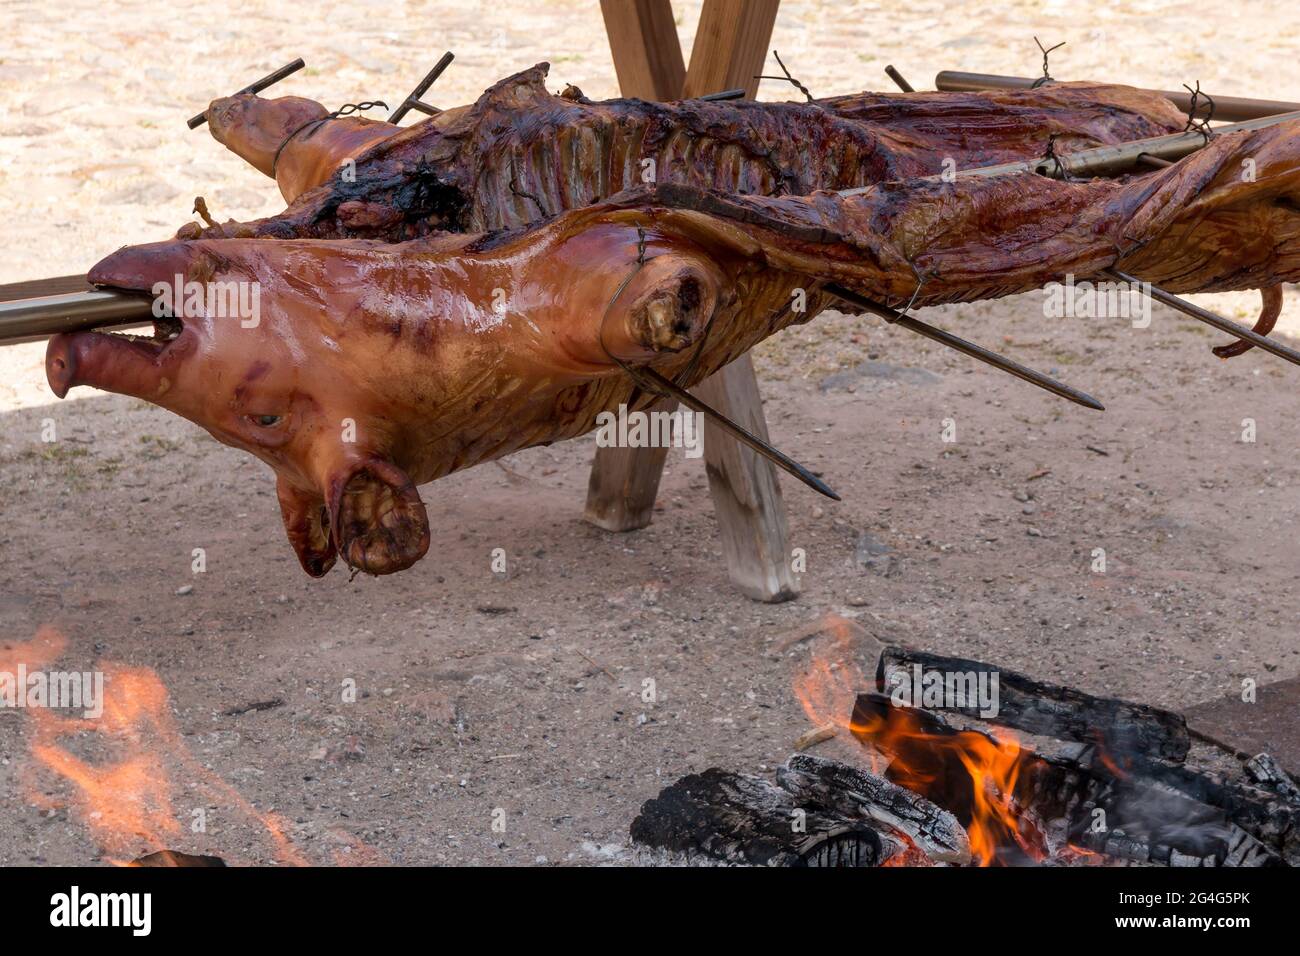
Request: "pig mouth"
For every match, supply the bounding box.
[92,313,184,351]
[46,308,185,400]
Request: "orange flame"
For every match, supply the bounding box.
[13,627,308,865]
[792,627,1044,866]
[791,616,869,731]
[849,703,1044,866]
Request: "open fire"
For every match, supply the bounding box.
[632,624,1299,867]
[848,698,1041,865]
[791,619,1040,865]
[6,626,312,865]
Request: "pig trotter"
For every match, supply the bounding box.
[277,477,336,577]
[331,462,431,577]
[193,197,219,228]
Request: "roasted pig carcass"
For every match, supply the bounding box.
[48,101,1300,577]
[192,63,1188,238]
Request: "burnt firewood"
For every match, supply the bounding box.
[849,693,1052,862]
[629,768,907,866]
[1032,745,1288,866]
[1245,753,1300,804]
[848,694,1285,867]
[777,753,971,864]
[876,647,1190,762]
[1067,779,1283,867]
[1071,827,1221,866]
[1100,754,1300,864]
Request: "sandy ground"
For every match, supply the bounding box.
[1,0,1299,865]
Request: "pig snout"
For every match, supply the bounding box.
[45,334,79,399]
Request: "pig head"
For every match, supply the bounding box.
[205,93,399,202]
[48,210,733,577]
[46,239,445,576]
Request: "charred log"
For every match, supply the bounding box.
[1099,753,1300,864]
[629,768,904,866]
[1245,753,1300,804]
[849,693,1291,867]
[1066,778,1282,867]
[876,646,1190,762]
[777,753,971,864]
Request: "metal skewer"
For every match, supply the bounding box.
[388,52,454,124]
[631,366,840,500]
[1105,268,1300,367]
[884,65,914,93]
[187,58,306,129]
[698,88,747,101]
[1135,152,1174,170]
[825,283,1105,410]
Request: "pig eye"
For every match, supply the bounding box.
[249,414,283,428]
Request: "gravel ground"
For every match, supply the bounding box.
[1,0,1297,865]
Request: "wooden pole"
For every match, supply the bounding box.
[587,0,798,602]
[599,0,685,101]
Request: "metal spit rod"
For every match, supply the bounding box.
[187,58,306,129]
[837,106,1300,194]
[0,290,153,346]
[934,70,1300,123]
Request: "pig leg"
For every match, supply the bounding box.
[276,477,337,577]
[329,460,430,576]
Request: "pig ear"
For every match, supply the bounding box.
[330,461,430,576]
[276,477,337,577]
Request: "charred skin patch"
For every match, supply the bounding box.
[309,160,470,238]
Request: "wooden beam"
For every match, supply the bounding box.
[694,353,797,601]
[679,0,796,601]
[681,0,779,99]
[584,395,675,532]
[587,0,797,602]
[585,0,686,535]
[599,0,685,101]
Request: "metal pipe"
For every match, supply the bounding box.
[0,290,152,346]
[388,52,454,125]
[935,70,1300,123]
[698,88,747,101]
[839,107,1300,194]
[188,58,306,129]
